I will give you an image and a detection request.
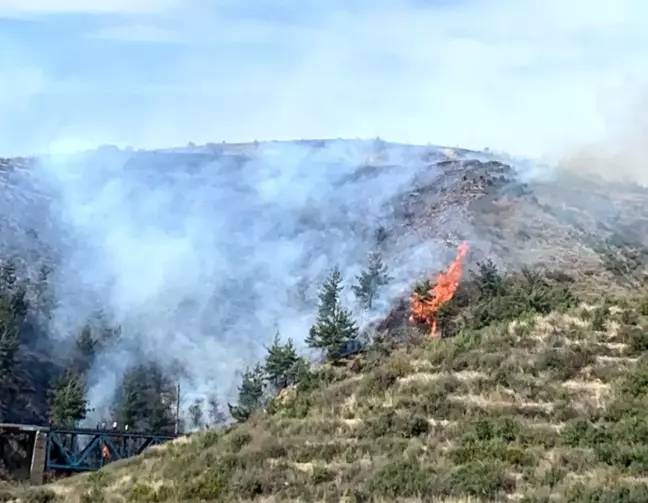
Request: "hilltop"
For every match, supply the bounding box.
[1,139,648,501]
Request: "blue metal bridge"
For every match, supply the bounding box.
[0,422,177,479]
[45,426,177,472]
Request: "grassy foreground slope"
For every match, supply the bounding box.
[13,268,647,503]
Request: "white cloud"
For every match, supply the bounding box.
[90,24,179,43]
[2,0,648,159]
[0,0,180,16]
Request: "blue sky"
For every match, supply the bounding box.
[1,0,648,157]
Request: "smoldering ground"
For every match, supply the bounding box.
[1,140,484,420]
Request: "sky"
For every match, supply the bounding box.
[1,0,648,158]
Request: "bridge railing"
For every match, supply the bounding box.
[45,427,177,472]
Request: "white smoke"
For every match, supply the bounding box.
[12,140,462,418]
[4,0,648,422]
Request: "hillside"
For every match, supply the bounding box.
[13,267,648,503]
[1,140,648,501]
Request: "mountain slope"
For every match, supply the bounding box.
[2,140,648,502]
[31,283,648,503]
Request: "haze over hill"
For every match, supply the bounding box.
[3,143,648,501]
[0,140,537,421]
[2,136,648,432]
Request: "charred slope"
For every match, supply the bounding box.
[3,142,648,285]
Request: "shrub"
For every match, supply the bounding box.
[460,262,577,330]
[22,489,57,503]
[178,472,225,501]
[534,345,596,381]
[364,458,435,498]
[357,357,409,396]
[311,466,336,485]
[629,330,648,354]
[441,461,515,500]
[225,430,252,452]
[565,483,648,503]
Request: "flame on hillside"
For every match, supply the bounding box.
[409,242,469,337]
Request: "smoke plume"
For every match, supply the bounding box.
[3,0,648,421]
[2,140,467,418]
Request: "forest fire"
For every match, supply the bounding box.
[409,242,469,337]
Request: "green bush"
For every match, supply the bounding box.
[225,430,252,452]
[22,489,57,503]
[357,358,409,397]
[534,345,596,381]
[461,262,578,330]
[441,461,515,500]
[178,472,225,501]
[311,466,336,485]
[362,411,430,439]
[364,458,435,498]
[565,483,648,503]
[629,330,648,353]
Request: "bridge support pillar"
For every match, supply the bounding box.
[29,430,47,485]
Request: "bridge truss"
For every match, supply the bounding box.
[46,426,177,472]
[0,423,176,474]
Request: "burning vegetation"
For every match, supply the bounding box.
[409,242,469,336]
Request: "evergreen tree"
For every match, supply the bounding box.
[263,332,301,390]
[0,262,28,422]
[228,364,265,423]
[352,251,390,310]
[188,398,204,429]
[318,266,343,318]
[0,316,20,421]
[471,259,506,297]
[48,371,88,427]
[0,319,19,381]
[113,362,176,434]
[0,258,17,293]
[0,259,27,319]
[306,266,359,361]
[33,263,56,321]
[206,395,227,427]
[70,325,97,377]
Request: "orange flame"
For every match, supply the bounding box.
[409,242,469,337]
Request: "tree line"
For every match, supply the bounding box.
[0,250,391,434]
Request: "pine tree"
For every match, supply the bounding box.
[306,266,359,361]
[0,259,27,320]
[113,362,176,434]
[33,263,56,321]
[70,325,97,377]
[188,398,204,429]
[0,258,17,292]
[471,259,506,297]
[49,371,88,427]
[207,395,226,427]
[0,317,19,421]
[227,364,265,423]
[352,251,390,310]
[263,332,300,390]
[318,266,343,318]
[0,319,19,381]
[0,270,27,422]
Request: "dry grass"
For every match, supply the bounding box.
[7,286,648,503]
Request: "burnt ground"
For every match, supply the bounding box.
[377,154,648,297]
